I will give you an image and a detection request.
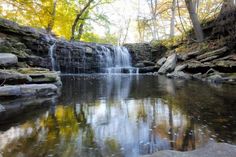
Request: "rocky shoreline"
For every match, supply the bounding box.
[0,18,62,120]
[1,17,235,85]
[125,44,236,84]
[142,142,236,157]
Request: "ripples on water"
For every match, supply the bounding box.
[0,75,235,157]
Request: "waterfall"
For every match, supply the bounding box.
[51,42,138,74]
[97,46,139,74]
[49,42,56,71]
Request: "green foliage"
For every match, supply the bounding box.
[82,32,118,45]
[0,0,116,44]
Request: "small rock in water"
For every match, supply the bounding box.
[0,104,6,113]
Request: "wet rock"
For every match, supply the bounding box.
[139,66,159,73]
[142,142,236,157]
[142,61,156,67]
[0,69,32,85]
[156,57,167,66]
[0,104,5,113]
[167,71,191,79]
[0,84,58,97]
[135,62,145,68]
[193,73,203,80]
[0,53,18,67]
[158,54,177,74]
[207,74,224,83]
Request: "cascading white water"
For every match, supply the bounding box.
[97,46,139,74]
[49,43,56,71]
[48,42,138,74]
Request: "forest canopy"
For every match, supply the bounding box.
[0,0,233,44]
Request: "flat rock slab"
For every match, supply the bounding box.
[0,84,58,97]
[0,69,32,84]
[0,53,18,66]
[142,142,236,157]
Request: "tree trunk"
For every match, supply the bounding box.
[46,0,57,34]
[170,0,176,38]
[77,23,85,41]
[185,0,204,42]
[148,0,159,40]
[122,18,131,44]
[70,0,94,41]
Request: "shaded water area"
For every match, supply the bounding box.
[0,75,236,157]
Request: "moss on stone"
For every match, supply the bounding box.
[17,68,50,74]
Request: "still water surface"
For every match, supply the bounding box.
[0,75,235,157]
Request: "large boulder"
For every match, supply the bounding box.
[158,54,177,74]
[0,53,18,67]
[0,84,58,97]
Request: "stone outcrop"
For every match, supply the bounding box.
[124,43,167,64]
[0,18,137,74]
[142,142,236,157]
[150,45,236,84]
[0,18,62,99]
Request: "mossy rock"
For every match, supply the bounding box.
[17,68,60,84]
[0,46,29,58]
[17,68,50,74]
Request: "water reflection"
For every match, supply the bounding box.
[0,75,235,157]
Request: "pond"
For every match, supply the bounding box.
[0,75,235,157]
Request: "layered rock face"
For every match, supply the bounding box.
[0,18,135,74]
[155,47,236,84]
[52,42,134,73]
[124,43,167,65]
[0,18,62,100]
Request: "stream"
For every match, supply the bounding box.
[0,74,235,157]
